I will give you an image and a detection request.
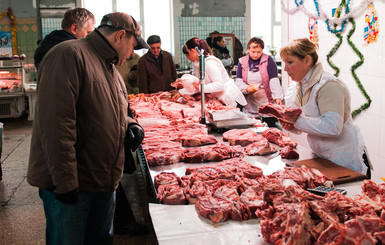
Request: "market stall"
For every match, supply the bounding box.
[130,91,379,245]
[0,57,36,119]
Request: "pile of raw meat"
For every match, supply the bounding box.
[129,92,298,166]
[155,163,385,244]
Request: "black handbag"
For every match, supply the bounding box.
[123,138,136,174]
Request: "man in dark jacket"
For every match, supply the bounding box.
[138,35,177,93]
[28,12,148,244]
[34,8,95,70]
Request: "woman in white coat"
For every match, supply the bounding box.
[280,38,371,178]
[180,37,246,108]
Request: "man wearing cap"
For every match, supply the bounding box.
[27,12,148,244]
[138,35,177,93]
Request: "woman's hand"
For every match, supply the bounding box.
[275,98,282,105]
[246,84,260,93]
[193,82,200,91]
[279,119,295,131]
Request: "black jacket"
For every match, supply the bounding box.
[34,30,76,69]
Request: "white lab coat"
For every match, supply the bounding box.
[288,67,368,174]
[191,55,246,107]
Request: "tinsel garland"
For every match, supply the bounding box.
[346,18,371,117]
[326,33,343,77]
[326,1,346,76]
[0,8,17,56]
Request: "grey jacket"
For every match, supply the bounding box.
[28,31,135,194]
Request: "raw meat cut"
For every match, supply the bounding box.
[244,139,277,156]
[157,184,186,205]
[280,146,299,159]
[180,134,218,147]
[181,143,244,163]
[258,103,302,123]
[154,172,182,188]
[195,195,233,223]
[262,128,298,148]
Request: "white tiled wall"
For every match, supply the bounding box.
[178,17,246,68]
[281,0,384,182]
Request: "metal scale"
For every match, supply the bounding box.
[196,48,257,128]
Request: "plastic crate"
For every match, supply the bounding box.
[0,94,25,118]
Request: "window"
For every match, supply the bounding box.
[82,0,174,56]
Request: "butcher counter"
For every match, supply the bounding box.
[137,126,370,245]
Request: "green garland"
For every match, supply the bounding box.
[324,0,371,117]
[326,33,343,77]
[346,18,371,117]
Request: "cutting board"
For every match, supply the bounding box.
[293,158,368,185]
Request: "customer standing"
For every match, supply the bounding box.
[211,35,233,70]
[235,37,283,123]
[27,12,148,244]
[279,38,371,178]
[137,35,177,93]
[34,8,95,70]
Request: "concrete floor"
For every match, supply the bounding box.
[0,116,158,245]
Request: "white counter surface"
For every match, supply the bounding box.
[146,130,367,244]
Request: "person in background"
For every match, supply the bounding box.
[235,37,283,125]
[211,35,233,71]
[116,53,141,94]
[34,8,95,70]
[280,38,371,178]
[27,12,148,244]
[180,37,246,108]
[137,35,177,93]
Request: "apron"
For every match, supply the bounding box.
[302,74,367,174]
[244,70,269,116]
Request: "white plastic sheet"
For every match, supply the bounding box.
[149,203,268,245]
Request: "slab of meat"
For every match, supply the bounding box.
[154,172,182,189]
[184,181,212,204]
[222,129,259,146]
[262,128,298,148]
[239,189,264,218]
[280,146,299,159]
[244,139,277,156]
[258,103,302,124]
[180,134,218,147]
[195,195,233,223]
[213,185,251,221]
[157,184,186,205]
[181,143,244,163]
[146,148,183,166]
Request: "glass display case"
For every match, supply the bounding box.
[0,64,28,118]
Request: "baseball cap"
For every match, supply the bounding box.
[147,35,161,45]
[98,12,149,50]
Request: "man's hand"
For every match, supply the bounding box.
[126,123,145,152]
[55,188,78,204]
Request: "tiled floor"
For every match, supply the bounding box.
[0,116,158,245]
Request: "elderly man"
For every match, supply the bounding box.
[28,12,148,244]
[138,35,177,93]
[34,8,95,70]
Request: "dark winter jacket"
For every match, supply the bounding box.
[34,30,76,69]
[28,31,135,194]
[137,50,177,93]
